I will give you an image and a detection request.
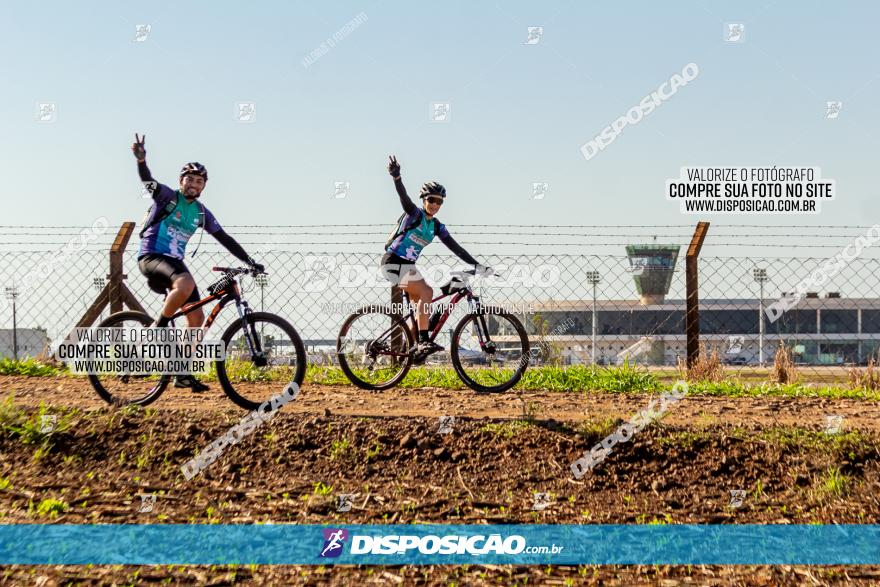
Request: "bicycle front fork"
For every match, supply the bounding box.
[235,301,267,365]
[469,299,496,353]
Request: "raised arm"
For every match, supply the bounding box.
[388,155,417,215]
[132,133,155,183]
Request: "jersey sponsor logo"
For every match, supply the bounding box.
[409,234,429,247]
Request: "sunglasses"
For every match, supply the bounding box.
[425,197,444,206]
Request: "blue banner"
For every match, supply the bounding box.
[0,524,876,565]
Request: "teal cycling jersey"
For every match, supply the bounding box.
[387,209,449,262]
[139,185,221,259]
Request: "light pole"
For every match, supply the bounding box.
[753,268,768,365]
[255,274,268,344]
[5,286,19,361]
[587,271,601,366]
[88,277,106,317]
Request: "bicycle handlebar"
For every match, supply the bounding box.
[450,267,497,279]
[212,266,268,277]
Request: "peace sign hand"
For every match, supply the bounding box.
[132,133,147,162]
[388,155,401,178]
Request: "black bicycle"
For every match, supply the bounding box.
[336,269,529,393]
[88,266,306,410]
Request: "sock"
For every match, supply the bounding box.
[419,330,430,343]
[156,315,171,327]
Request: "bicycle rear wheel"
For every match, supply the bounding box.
[216,311,307,411]
[88,311,171,407]
[450,307,529,393]
[337,306,414,391]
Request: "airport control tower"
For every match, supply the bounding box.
[625,244,680,305]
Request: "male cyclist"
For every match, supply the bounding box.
[381,155,490,363]
[132,133,264,391]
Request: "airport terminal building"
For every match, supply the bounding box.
[518,245,880,366]
[523,295,880,366]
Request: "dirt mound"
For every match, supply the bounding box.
[3,381,880,585]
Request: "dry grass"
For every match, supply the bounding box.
[772,342,799,384]
[678,344,725,383]
[848,357,880,390]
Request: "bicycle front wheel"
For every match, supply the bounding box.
[450,307,530,393]
[88,311,171,407]
[216,312,307,410]
[337,306,414,391]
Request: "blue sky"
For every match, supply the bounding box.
[0,0,877,232]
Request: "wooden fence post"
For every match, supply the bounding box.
[76,222,146,328]
[685,221,710,372]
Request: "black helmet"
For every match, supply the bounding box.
[420,181,446,198]
[180,162,208,181]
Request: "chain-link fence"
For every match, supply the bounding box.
[2,223,880,384]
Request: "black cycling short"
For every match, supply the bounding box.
[138,254,200,303]
[379,251,424,286]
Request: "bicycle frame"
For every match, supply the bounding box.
[164,270,264,361]
[370,282,495,357]
[423,288,496,352]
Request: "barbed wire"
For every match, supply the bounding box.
[0,231,700,238]
[4,223,878,230]
[2,241,878,249]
